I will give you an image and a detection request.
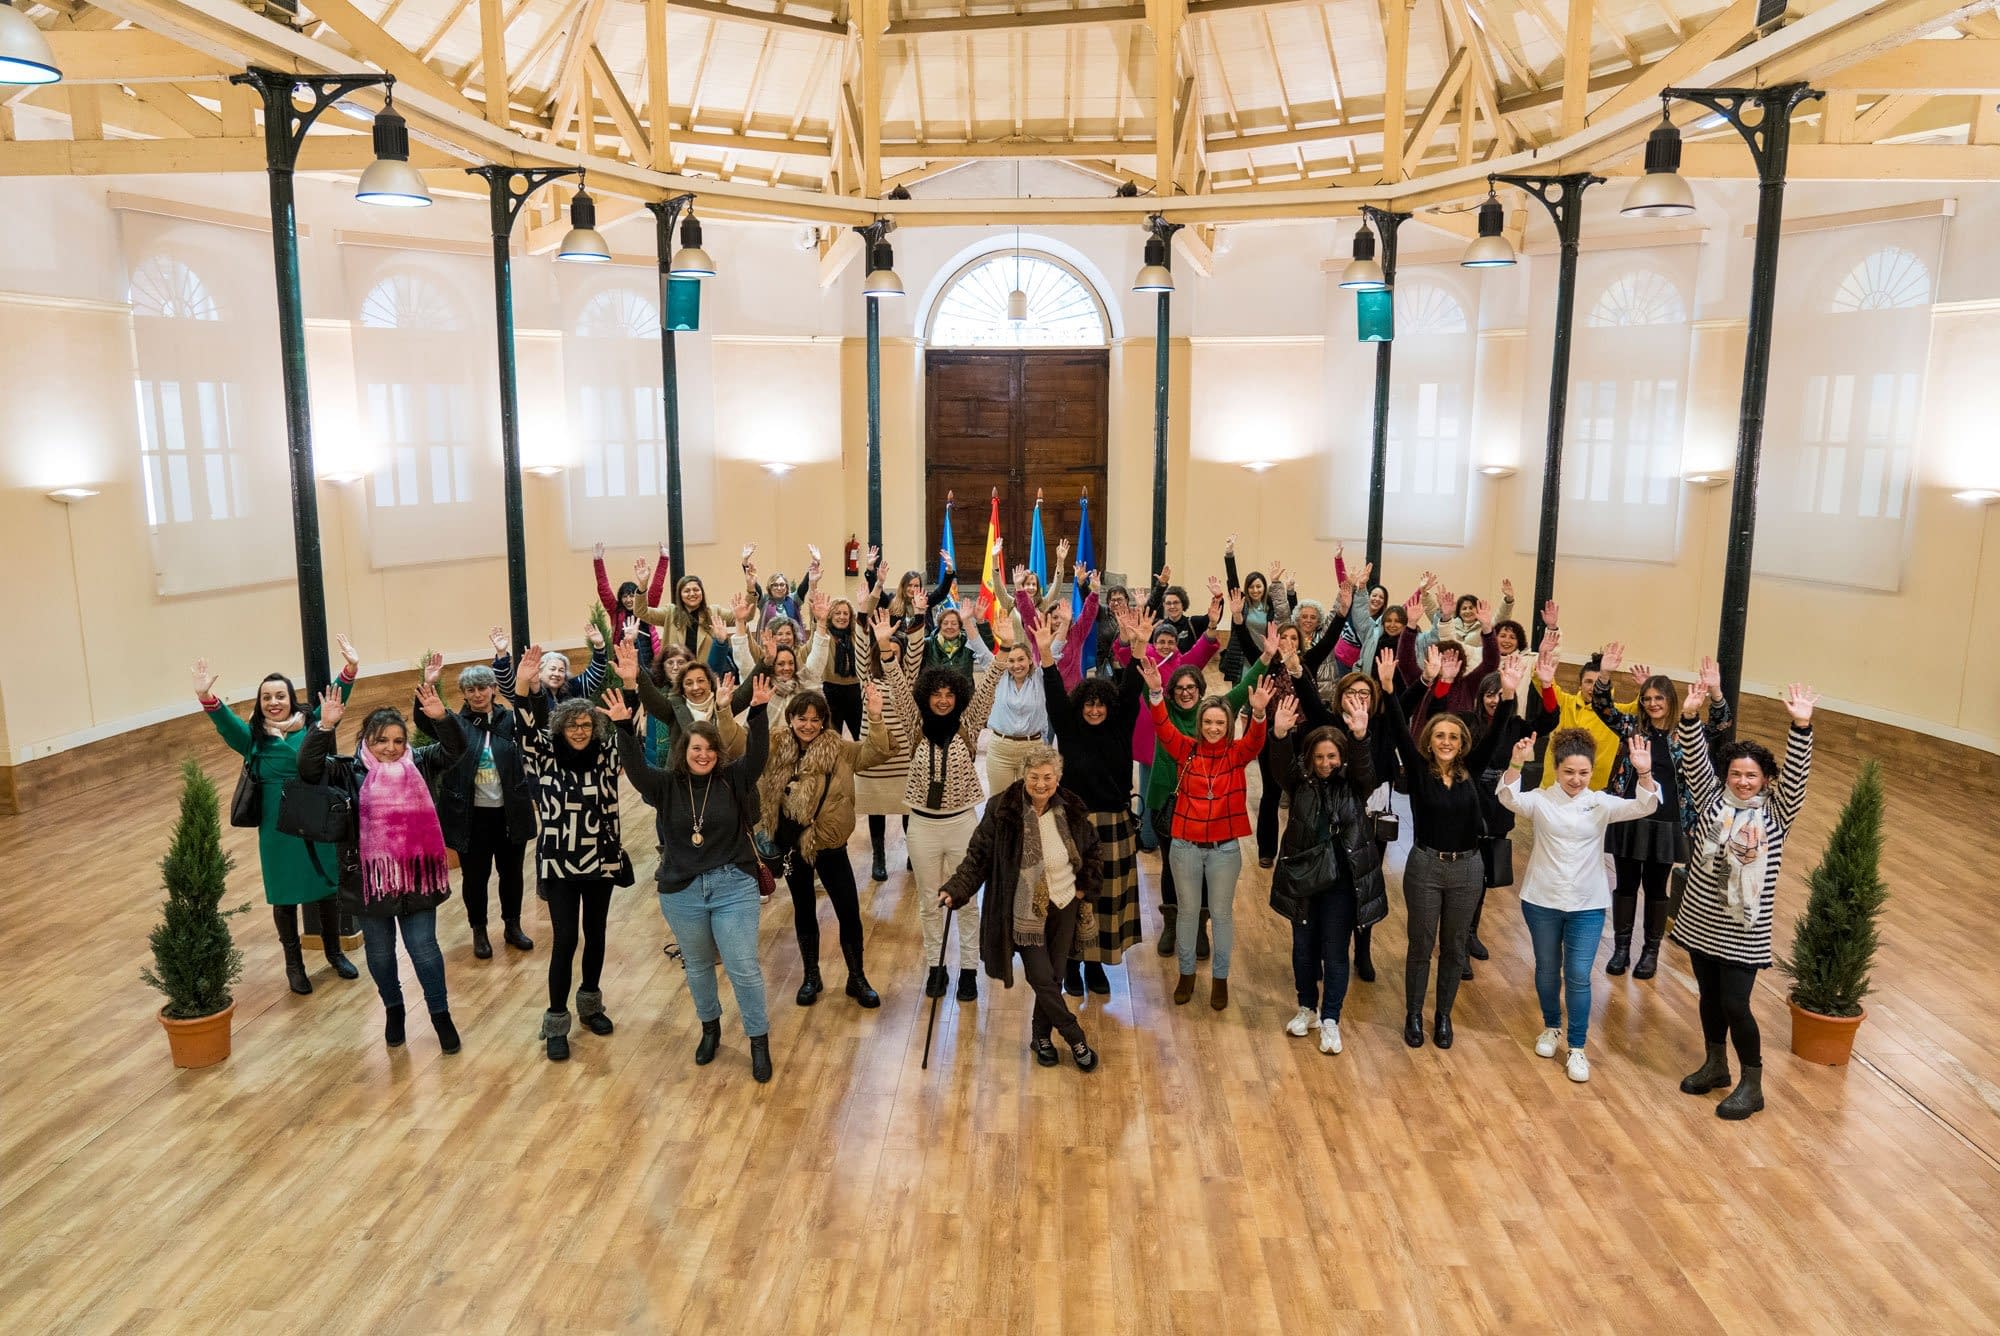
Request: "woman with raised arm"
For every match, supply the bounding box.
[616,672,777,1082]
[639,561,736,678]
[811,589,868,741]
[877,605,1005,1003]
[297,667,469,1053]
[193,637,362,995]
[1143,655,1272,1012]
[1220,535,1290,683]
[430,631,538,960]
[492,620,611,705]
[1039,616,1147,995]
[1143,564,1220,654]
[593,540,670,665]
[1498,728,1660,1082]
[515,642,633,1061]
[742,541,818,627]
[633,658,746,764]
[1671,677,1817,1121]
[1378,645,1518,1050]
[1269,693,1381,1055]
[1590,643,1735,979]
[1126,604,1222,863]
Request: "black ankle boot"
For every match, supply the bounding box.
[541,1010,571,1062]
[273,908,311,995]
[846,972,882,1008]
[1680,1043,1731,1095]
[1063,960,1085,997]
[471,925,493,959]
[503,920,534,952]
[956,969,978,1002]
[796,965,824,1007]
[384,1004,406,1048]
[1633,940,1661,980]
[312,905,357,979]
[1716,1065,1764,1120]
[870,849,888,883]
[1354,928,1375,983]
[1195,910,1212,961]
[695,1018,722,1065]
[925,966,948,998]
[1606,944,1630,976]
[1466,933,1489,962]
[750,1034,773,1083]
[1157,906,1178,957]
[1084,961,1111,995]
[1404,1012,1425,1048]
[1433,1011,1455,1050]
[430,1010,461,1054]
[576,990,613,1035]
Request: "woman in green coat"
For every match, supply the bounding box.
[193,637,362,995]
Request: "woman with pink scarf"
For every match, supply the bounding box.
[299,661,469,1054]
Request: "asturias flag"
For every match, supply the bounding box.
[974,491,1002,625]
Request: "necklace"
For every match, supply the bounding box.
[686,774,715,846]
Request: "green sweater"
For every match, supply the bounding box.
[1143,658,1266,811]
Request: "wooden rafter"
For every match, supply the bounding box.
[1380,0,1409,180]
[858,0,884,196]
[1148,0,1185,195]
[586,45,646,159]
[547,0,609,146]
[1825,39,2000,91]
[1562,0,1594,135]
[1404,47,1470,166]
[1850,92,1924,140]
[307,0,486,121]
[40,30,232,82]
[415,0,475,64]
[478,0,509,127]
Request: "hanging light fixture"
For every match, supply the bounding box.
[1007,166,1030,322]
[556,175,612,262]
[1622,101,1698,218]
[353,89,433,208]
[0,0,60,86]
[1340,224,1386,290]
[1460,183,1517,268]
[1133,235,1173,292]
[669,209,716,277]
[862,238,903,297]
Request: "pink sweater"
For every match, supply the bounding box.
[1125,633,1219,763]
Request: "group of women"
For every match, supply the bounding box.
[193,533,1817,1119]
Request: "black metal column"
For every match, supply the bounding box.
[232,69,392,700]
[469,165,580,651]
[1361,207,1408,576]
[1495,173,1601,645]
[1147,216,1182,581]
[647,197,693,577]
[866,293,883,554]
[1665,84,1819,716]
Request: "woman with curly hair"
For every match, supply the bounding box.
[1671,677,1817,1121]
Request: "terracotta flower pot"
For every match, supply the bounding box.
[159,1002,235,1069]
[1789,1001,1864,1066]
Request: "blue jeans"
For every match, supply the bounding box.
[1521,902,1605,1048]
[1168,840,1241,978]
[1291,886,1358,1021]
[659,866,769,1039]
[359,908,447,1013]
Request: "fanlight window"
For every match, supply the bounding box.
[1587,269,1686,327]
[576,288,659,339]
[1830,247,1931,312]
[129,256,220,321]
[929,252,1107,347]
[361,274,462,330]
[1395,282,1468,337]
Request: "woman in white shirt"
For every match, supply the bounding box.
[1497,728,1659,1082]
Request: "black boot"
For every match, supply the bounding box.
[1354,926,1375,984]
[1632,940,1661,980]
[1063,960,1085,997]
[870,853,889,882]
[869,817,888,882]
[1716,1065,1764,1120]
[471,924,493,960]
[695,1018,722,1065]
[384,1003,406,1048]
[1679,1043,1731,1095]
[274,907,311,995]
[796,964,825,1007]
[576,989,614,1035]
[430,1010,461,1054]
[925,966,948,999]
[541,1010,571,1062]
[956,968,978,1002]
[1195,910,1211,961]
[1404,1012,1425,1048]
[1084,961,1111,995]
[312,903,357,979]
[1433,1011,1455,1050]
[842,945,880,1008]
[750,1034,773,1083]
[1156,906,1178,957]
[1466,888,1489,960]
[503,920,534,952]
[1461,957,1475,981]
[1606,943,1630,976]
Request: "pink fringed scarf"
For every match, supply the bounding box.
[358,754,451,907]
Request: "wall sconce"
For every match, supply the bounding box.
[1238,460,1276,474]
[1684,471,1732,487]
[523,464,566,477]
[1478,465,1517,478]
[763,462,796,477]
[1954,488,2000,505]
[45,487,99,502]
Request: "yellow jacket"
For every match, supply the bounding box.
[1535,683,1630,791]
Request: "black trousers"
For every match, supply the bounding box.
[1255,745,1281,862]
[867,813,909,860]
[545,877,613,1011]
[823,681,863,740]
[1612,856,1673,950]
[1018,899,1085,1046]
[1292,886,1358,1020]
[1688,947,1761,1066]
[461,806,527,928]
[787,846,865,970]
[1402,848,1482,1017]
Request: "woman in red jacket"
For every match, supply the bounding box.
[1140,655,1272,1012]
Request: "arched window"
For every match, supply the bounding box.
[1586,268,1686,327]
[1830,246,1931,312]
[566,284,667,504]
[129,255,220,321]
[1395,281,1468,336]
[355,273,474,510]
[129,256,241,527]
[927,251,1107,347]
[360,273,462,330]
[576,288,659,339]
[1383,276,1476,543]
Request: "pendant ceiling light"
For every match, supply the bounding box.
[669,210,716,277]
[1007,168,1029,322]
[0,0,60,86]
[1622,102,1698,218]
[862,239,903,297]
[353,90,433,207]
[1459,185,1517,268]
[556,176,612,262]
[1133,235,1173,292]
[1339,224,1386,290]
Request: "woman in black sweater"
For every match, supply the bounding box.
[1039,615,1147,996]
[1328,669,1401,983]
[614,675,776,1082]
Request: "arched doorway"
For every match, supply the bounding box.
[922,250,1110,583]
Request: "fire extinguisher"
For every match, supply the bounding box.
[844,534,861,576]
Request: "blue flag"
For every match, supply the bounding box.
[938,497,956,588]
[1072,495,1098,671]
[1028,497,1048,589]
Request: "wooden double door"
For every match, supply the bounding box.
[923,349,1110,580]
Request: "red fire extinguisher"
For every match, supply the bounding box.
[844,535,861,576]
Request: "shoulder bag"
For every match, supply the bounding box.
[277,777,356,846]
[1272,787,1342,903]
[228,748,261,829]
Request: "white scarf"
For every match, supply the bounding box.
[1699,793,1769,927]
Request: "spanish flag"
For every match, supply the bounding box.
[974,490,1001,626]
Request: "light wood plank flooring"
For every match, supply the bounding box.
[3,683,1998,1334]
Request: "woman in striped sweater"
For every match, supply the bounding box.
[1672,678,1817,1121]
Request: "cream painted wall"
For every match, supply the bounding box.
[2,168,1997,763]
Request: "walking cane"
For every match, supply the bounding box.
[920,898,953,1070]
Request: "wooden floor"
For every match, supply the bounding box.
[4,681,1999,1335]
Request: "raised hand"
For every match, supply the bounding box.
[1541,599,1560,631]
[1499,651,1525,696]
[584,621,605,650]
[1536,634,1561,687]
[1376,647,1398,692]
[1681,677,1709,717]
[1157,563,1172,586]
[318,685,344,728]
[870,606,895,645]
[1440,648,1461,684]
[1342,695,1370,739]
[518,643,545,688]
[741,542,757,564]
[1423,643,1443,683]
[1261,621,1282,663]
[810,589,829,623]
[1228,588,1245,622]
[912,587,929,615]
[1629,734,1653,775]
[731,590,751,623]
[634,558,651,583]
[1600,641,1625,675]
[1073,560,1088,586]
[990,613,1014,649]
[191,658,220,701]
[1628,662,1652,687]
[1011,563,1029,587]
[1206,574,1225,600]
[938,546,954,571]
[1137,654,1163,695]
[1357,560,1375,590]
[1337,585,1354,616]
[807,543,823,566]
[415,682,447,720]
[1510,732,1538,767]
[1403,594,1422,622]
[1474,599,1494,633]
[1273,695,1302,737]
[1056,537,1070,563]
[594,541,606,560]
[1782,682,1819,726]
[1130,607,1158,647]
[719,672,738,700]
[614,638,640,687]
[1020,618,1045,665]
[991,536,1004,560]
[659,541,671,565]
[862,679,884,719]
[758,627,777,661]
[1701,655,1723,694]
[1245,676,1274,716]
[602,692,632,723]
[1225,533,1237,555]
[749,674,775,708]
[422,651,444,685]
[489,625,509,657]
[335,632,359,668]
[1437,587,1454,615]
[1501,577,1515,602]
[867,544,880,570]
[1268,559,1287,587]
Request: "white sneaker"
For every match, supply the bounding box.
[1285,1006,1318,1037]
[1566,1048,1591,1083]
[1319,1019,1342,1054]
[1535,1027,1561,1058]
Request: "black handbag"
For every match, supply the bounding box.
[276,777,355,846]
[228,750,261,828]
[1272,790,1342,902]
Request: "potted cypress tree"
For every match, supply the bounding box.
[1780,760,1887,1065]
[143,759,248,1068]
